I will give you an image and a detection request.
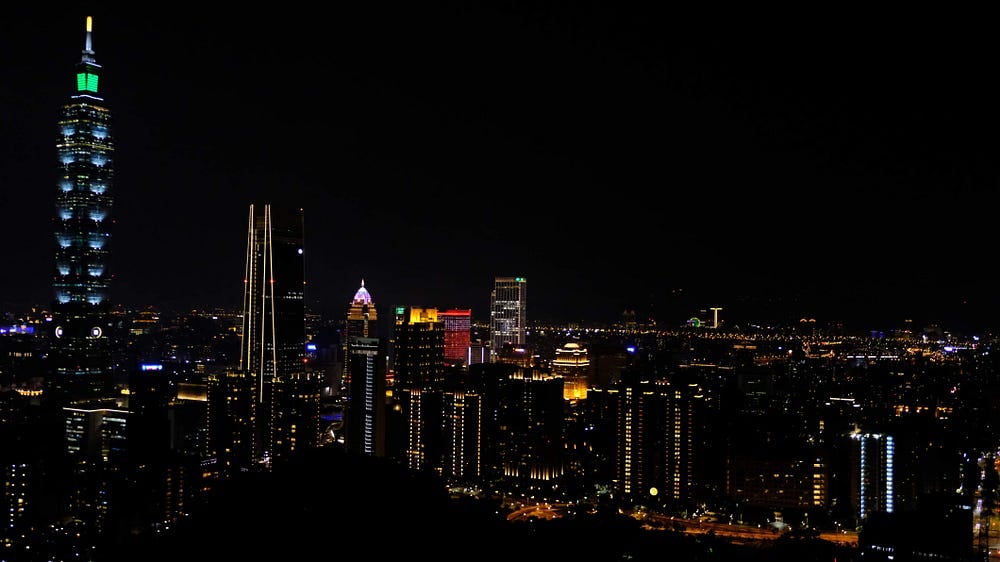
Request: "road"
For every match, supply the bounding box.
[505,502,859,547]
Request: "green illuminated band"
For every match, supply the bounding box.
[76,72,99,93]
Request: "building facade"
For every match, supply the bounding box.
[237,204,317,468]
[553,341,590,401]
[496,366,565,495]
[440,308,472,368]
[347,336,386,457]
[343,280,377,388]
[852,430,895,520]
[489,277,526,363]
[614,371,699,507]
[48,15,115,407]
[390,306,445,469]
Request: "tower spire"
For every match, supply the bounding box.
[82,16,95,63]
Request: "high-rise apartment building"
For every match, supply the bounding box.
[440,379,483,484]
[614,370,648,501]
[614,371,698,505]
[496,366,565,495]
[48,16,115,406]
[852,430,895,520]
[489,276,527,363]
[237,204,318,468]
[661,380,698,503]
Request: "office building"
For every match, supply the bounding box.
[346,336,386,457]
[237,204,317,468]
[343,280,378,389]
[63,399,128,535]
[206,369,257,478]
[489,276,526,363]
[390,306,445,469]
[553,341,590,401]
[440,308,472,368]
[35,20,133,549]
[48,16,115,406]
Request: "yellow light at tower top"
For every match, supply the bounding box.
[86,16,92,32]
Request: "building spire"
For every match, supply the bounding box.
[74,16,102,97]
[82,16,96,63]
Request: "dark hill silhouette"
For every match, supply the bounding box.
[103,446,858,561]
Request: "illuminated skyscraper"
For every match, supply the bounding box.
[346,337,385,457]
[615,372,698,505]
[343,280,378,386]
[615,370,651,501]
[489,276,527,363]
[239,204,318,468]
[49,16,114,405]
[440,308,471,367]
[390,306,445,468]
[852,430,895,520]
[440,381,483,483]
[343,281,385,456]
[553,341,590,401]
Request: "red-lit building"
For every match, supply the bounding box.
[440,308,472,368]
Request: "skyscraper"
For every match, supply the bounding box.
[496,366,565,494]
[390,306,445,468]
[343,279,378,387]
[489,276,527,363]
[206,369,256,478]
[614,372,699,505]
[553,341,590,401]
[852,430,895,520]
[238,204,317,468]
[344,280,385,456]
[49,16,114,406]
[440,308,472,368]
[346,336,385,457]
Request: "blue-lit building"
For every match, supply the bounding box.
[48,16,115,406]
[853,430,895,520]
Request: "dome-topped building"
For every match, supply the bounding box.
[343,279,378,389]
[552,341,590,401]
[351,279,373,306]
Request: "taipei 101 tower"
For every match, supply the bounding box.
[48,16,115,406]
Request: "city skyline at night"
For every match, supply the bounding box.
[9,13,1000,562]
[4,9,1000,333]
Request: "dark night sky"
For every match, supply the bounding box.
[3,7,1000,332]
